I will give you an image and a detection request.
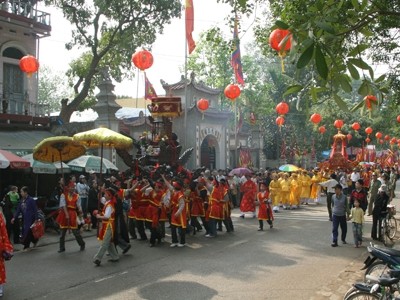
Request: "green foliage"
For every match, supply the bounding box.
[252,0,400,116]
[37,65,74,113]
[44,0,181,121]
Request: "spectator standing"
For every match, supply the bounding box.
[76,175,90,215]
[11,186,38,251]
[350,168,360,193]
[348,199,364,248]
[349,179,368,212]
[331,184,350,247]
[371,184,390,241]
[367,173,381,216]
[319,173,338,221]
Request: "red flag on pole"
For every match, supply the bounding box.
[185,0,196,54]
[144,73,157,100]
[231,17,244,85]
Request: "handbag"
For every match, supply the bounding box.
[30,220,45,239]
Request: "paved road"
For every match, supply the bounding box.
[5,195,396,300]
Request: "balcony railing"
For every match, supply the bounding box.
[1,1,51,28]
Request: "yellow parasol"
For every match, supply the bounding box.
[72,127,132,150]
[72,127,132,179]
[33,136,86,163]
[33,136,86,177]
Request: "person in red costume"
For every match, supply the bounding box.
[0,214,13,297]
[56,182,85,253]
[203,176,229,237]
[257,182,274,231]
[161,175,187,247]
[239,174,258,218]
[93,188,119,266]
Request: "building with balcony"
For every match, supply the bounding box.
[0,0,52,154]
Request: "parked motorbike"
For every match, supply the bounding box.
[362,242,400,281]
[36,196,60,233]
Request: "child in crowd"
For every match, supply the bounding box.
[348,199,364,248]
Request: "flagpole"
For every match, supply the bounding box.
[183,0,189,150]
[234,100,238,167]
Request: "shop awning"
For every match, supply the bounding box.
[0,130,54,156]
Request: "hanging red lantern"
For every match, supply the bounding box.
[397,139,400,144]
[197,98,209,112]
[131,49,153,71]
[269,29,292,53]
[19,55,39,77]
[334,119,344,129]
[397,115,400,123]
[309,113,322,125]
[384,135,390,141]
[269,28,292,72]
[318,126,326,134]
[276,102,289,116]
[276,116,285,126]
[347,133,352,141]
[224,84,241,100]
[379,139,384,144]
[365,127,373,135]
[365,137,371,143]
[375,132,382,139]
[391,137,397,144]
[351,122,361,131]
[364,95,377,110]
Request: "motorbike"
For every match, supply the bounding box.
[36,196,60,233]
[362,242,400,281]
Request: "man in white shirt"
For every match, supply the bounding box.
[76,175,90,215]
[350,169,360,194]
[319,173,339,221]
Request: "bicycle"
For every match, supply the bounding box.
[381,205,397,246]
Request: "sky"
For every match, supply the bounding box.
[37,1,258,99]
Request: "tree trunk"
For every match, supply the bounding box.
[58,98,75,124]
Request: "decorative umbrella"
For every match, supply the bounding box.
[67,155,118,174]
[359,161,375,167]
[22,154,71,174]
[228,167,253,177]
[33,136,86,176]
[22,153,71,197]
[278,164,300,172]
[73,127,132,175]
[0,150,30,169]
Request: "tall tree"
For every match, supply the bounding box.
[44,0,181,122]
[37,65,74,113]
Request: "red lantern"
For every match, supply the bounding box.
[365,137,371,143]
[276,116,285,126]
[269,29,292,53]
[131,49,153,71]
[276,102,289,116]
[375,132,382,139]
[351,122,361,131]
[310,113,322,125]
[318,126,326,134]
[391,137,397,144]
[385,135,390,141]
[224,84,241,100]
[347,133,352,141]
[197,98,209,112]
[365,127,373,135]
[397,115,400,123]
[380,139,384,144]
[334,119,344,129]
[364,95,377,110]
[397,139,400,144]
[19,55,39,77]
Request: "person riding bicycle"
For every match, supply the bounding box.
[371,184,390,241]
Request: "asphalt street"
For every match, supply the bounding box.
[5,194,395,300]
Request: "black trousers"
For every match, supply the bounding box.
[171,225,186,244]
[327,193,334,220]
